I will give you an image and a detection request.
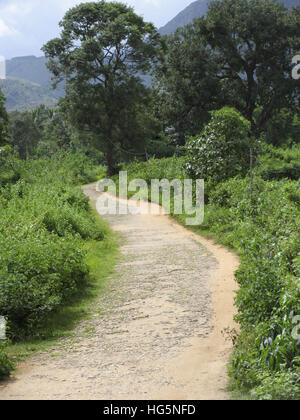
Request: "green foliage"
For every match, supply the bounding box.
[156,0,300,140]
[185,107,251,183]
[146,137,176,159]
[9,106,75,159]
[0,154,104,340]
[0,146,21,187]
[18,152,103,185]
[43,1,163,175]
[257,144,300,181]
[250,369,300,400]
[9,110,41,159]
[154,22,222,141]
[121,156,186,187]
[203,177,300,399]
[0,341,14,379]
[264,109,300,147]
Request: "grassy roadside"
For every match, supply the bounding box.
[6,206,119,363]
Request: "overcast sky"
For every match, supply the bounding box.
[0,0,194,59]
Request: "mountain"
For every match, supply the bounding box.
[1,56,64,112]
[159,0,210,35]
[159,0,300,35]
[6,56,53,87]
[0,77,62,112]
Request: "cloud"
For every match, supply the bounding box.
[0,18,18,37]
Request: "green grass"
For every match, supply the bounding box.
[6,209,119,362]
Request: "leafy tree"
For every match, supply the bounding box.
[9,105,79,158]
[9,111,41,159]
[32,105,73,155]
[157,0,300,140]
[185,107,251,184]
[264,108,300,146]
[154,24,224,143]
[201,0,300,137]
[43,1,163,175]
[0,88,9,146]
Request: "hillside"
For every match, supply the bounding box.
[1,56,64,112]
[0,77,62,112]
[159,0,210,34]
[6,56,52,87]
[159,0,300,35]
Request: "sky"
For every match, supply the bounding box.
[0,0,194,59]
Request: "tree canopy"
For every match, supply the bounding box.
[156,0,300,141]
[43,1,163,174]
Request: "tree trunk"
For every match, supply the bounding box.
[106,144,117,177]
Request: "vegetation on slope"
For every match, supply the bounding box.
[0,149,115,377]
[0,77,62,112]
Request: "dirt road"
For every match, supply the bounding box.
[0,184,238,400]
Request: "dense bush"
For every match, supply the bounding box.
[0,232,88,339]
[197,177,300,399]
[185,107,251,183]
[0,341,14,379]
[0,154,104,340]
[120,156,186,187]
[257,144,300,181]
[0,146,21,187]
[18,151,104,186]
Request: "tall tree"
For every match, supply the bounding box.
[43,1,163,175]
[154,24,224,143]
[201,0,300,137]
[9,111,41,159]
[157,0,300,140]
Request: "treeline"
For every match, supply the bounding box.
[1,1,299,167]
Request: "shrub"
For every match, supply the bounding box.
[185,107,251,183]
[0,146,21,187]
[0,342,14,379]
[0,232,88,340]
[204,177,300,398]
[120,156,186,188]
[0,153,105,340]
[256,144,300,181]
[251,369,300,400]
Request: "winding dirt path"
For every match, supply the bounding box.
[0,184,239,400]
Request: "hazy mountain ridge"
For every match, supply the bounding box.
[0,77,62,112]
[159,0,210,35]
[2,56,64,112]
[6,56,53,87]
